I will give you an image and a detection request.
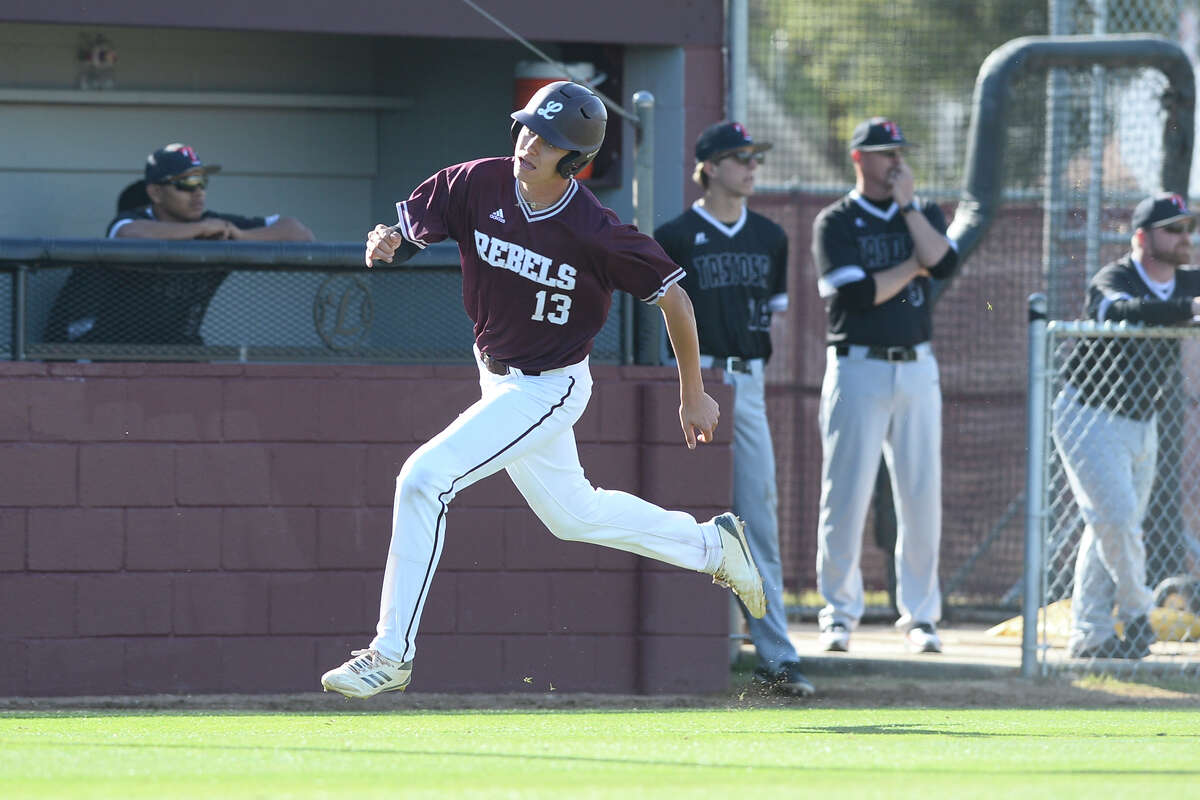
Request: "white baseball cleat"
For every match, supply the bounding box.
[819,622,851,652]
[321,649,412,698]
[709,513,766,619]
[905,623,943,654]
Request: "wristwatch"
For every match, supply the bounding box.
[899,201,918,215]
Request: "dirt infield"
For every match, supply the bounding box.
[2,674,1197,713]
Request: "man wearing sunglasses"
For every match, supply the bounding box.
[1052,193,1200,660]
[44,143,313,346]
[655,122,813,697]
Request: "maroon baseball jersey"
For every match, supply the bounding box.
[394,157,684,371]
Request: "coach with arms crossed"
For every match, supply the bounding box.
[812,117,959,655]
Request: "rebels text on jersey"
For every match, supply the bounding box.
[654,203,788,361]
[393,158,684,372]
[813,191,958,347]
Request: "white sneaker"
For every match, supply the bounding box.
[709,513,766,619]
[906,623,943,654]
[321,649,412,698]
[819,622,851,652]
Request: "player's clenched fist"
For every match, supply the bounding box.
[365,224,403,267]
[679,390,720,450]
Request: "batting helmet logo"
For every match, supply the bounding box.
[536,100,565,120]
[882,120,903,141]
[1170,193,1188,213]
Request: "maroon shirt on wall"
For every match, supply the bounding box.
[394,157,685,372]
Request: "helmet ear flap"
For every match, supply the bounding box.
[556,152,583,178]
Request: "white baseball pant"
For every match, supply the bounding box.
[1052,387,1156,651]
[816,344,943,632]
[370,350,724,664]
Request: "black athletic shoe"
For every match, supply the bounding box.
[1068,635,1148,660]
[753,661,816,697]
[1123,615,1157,657]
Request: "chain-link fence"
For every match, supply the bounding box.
[745,0,1200,616]
[1035,321,1200,676]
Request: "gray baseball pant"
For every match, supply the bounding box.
[1051,387,1156,651]
[816,344,943,632]
[724,360,799,669]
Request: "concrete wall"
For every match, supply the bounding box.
[0,361,734,697]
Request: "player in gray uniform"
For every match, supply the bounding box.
[655,121,812,697]
[812,118,959,654]
[1053,193,1200,659]
[320,82,766,698]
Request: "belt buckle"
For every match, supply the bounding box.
[482,353,510,375]
[884,346,910,362]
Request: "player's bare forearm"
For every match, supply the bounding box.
[873,257,929,305]
[115,219,228,240]
[656,283,720,449]
[902,210,951,267]
[234,216,315,242]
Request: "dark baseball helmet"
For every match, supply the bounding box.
[510,80,607,178]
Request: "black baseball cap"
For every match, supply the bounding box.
[144,143,222,184]
[849,117,911,151]
[694,121,772,162]
[1131,192,1197,231]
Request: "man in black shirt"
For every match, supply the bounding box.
[811,118,959,654]
[44,143,313,346]
[1052,192,1200,660]
[656,121,811,697]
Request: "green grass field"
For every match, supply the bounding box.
[2,706,1198,799]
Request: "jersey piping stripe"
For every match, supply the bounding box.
[818,265,867,299]
[850,190,899,221]
[400,376,579,661]
[394,201,429,249]
[1132,258,1177,299]
[515,179,579,223]
[690,201,748,238]
[1096,292,1132,322]
[641,267,686,304]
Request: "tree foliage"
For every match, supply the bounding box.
[749,0,1048,168]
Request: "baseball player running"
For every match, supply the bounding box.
[812,118,959,654]
[321,81,766,698]
[655,121,812,697]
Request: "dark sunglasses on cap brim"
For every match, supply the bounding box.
[1160,220,1196,234]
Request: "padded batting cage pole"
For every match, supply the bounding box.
[629,91,656,366]
[1023,294,1049,680]
[944,35,1195,279]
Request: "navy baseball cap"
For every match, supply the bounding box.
[1131,192,1197,231]
[144,143,221,184]
[849,117,911,151]
[694,121,772,162]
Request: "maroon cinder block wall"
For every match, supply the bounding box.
[0,361,733,697]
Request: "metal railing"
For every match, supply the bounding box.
[0,238,636,365]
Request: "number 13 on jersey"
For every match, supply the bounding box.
[532,290,571,325]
